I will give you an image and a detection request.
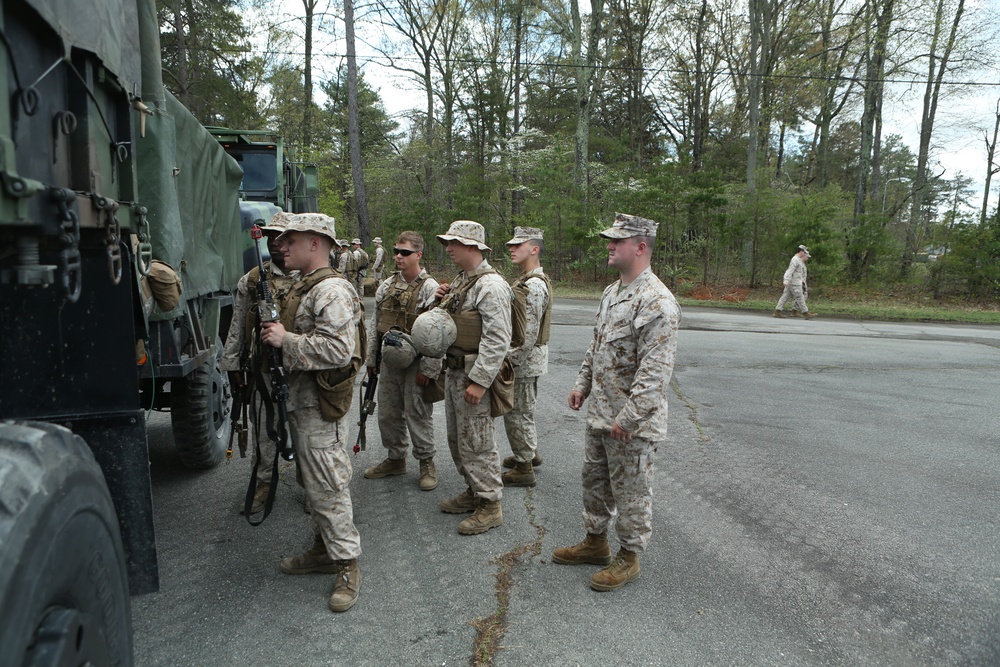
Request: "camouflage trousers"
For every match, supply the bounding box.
[246,391,290,485]
[288,405,361,560]
[581,427,657,554]
[776,283,808,313]
[377,362,436,461]
[444,367,502,502]
[502,376,538,462]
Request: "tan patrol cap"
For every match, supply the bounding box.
[599,212,658,239]
[506,226,544,245]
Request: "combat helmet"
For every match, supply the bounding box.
[381,329,419,369]
[411,307,457,358]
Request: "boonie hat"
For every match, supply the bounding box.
[798,245,811,257]
[373,237,383,244]
[411,308,458,358]
[437,220,491,251]
[352,238,361,245]
[261,211,296,233]
[278,213,337,245]
[506,226,544,245]
[599,212,658,239]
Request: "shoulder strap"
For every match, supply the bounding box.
[279,267,338,329]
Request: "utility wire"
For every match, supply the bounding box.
[179,43,1000,88]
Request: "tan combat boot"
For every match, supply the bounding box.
[280,535,341,574]
[552,533,613,565]
[502,460,536,487]
[457,499,503,535]
[803,312,817,319]
[418,458,438,491]
[772,309,785,318]
[364,457,406,479]
[239,482,271,515]
[328,559,362,612]
[590,548,640,591]
[439,488,478,514]
[502,453,543,468]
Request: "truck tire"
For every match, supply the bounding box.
[170,339,232,469]
[0,421,133,667]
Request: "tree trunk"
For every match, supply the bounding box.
[302,0,318,147]
[981,99,1000,225]
[344,0,370,242]
[746,0,768,192]
[172,0,189,107]
[571,0,606,192]
[903,0,965,276]
[847,0,893,281]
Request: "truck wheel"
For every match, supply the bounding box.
[170,339,232,469]
[0,421,133,667]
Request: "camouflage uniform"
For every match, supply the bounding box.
[367,269,442,461]
[336,242,350,275]
[352,241,367,295]
[776,253,809,313]
[573,266,681,554]
[282,268,364,561]
[503,266,549,463]
[371,240,386,285]
[443,259,512,503]
[220,261,297,486]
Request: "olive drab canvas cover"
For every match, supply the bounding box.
[136,89,244,320]
[19,0,245,320]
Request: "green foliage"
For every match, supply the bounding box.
[932,218,1000,299]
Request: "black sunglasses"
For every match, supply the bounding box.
[393,248,417,256]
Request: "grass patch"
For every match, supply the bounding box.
[551,281,1000,325]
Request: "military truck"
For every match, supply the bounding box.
[207,127,320,272]
[0,0,246,663]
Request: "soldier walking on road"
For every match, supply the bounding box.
[363,232,442,491]
[774,245,816,319]
[260,213,365,613]
[434,221,512,535]
[221,212,298,514]
[501,226,552,488]
[553,212,681,592]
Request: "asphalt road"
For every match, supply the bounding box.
[132,302,1000,666]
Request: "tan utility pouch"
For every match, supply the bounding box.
[489,357,515,418]
[423,368,446,404]
[147,260,183,312]
[316,365,358,422]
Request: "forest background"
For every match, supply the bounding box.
[157,0,1000,314]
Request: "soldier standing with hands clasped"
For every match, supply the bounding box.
[371,236,386,285]
[363,232,442,491]
[259,213,365,613]
[434,221,512,535]
[553,212,681,592]
[501,226,551,488]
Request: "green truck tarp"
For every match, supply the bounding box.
[22,0,245,319]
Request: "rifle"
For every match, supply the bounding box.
[354,344,380,454]
[225,357,250,461]
[250,225,294,462]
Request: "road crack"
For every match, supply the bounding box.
[469,490,547,667]
[671,378,709,441]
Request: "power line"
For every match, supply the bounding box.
[185,44,1000,88]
